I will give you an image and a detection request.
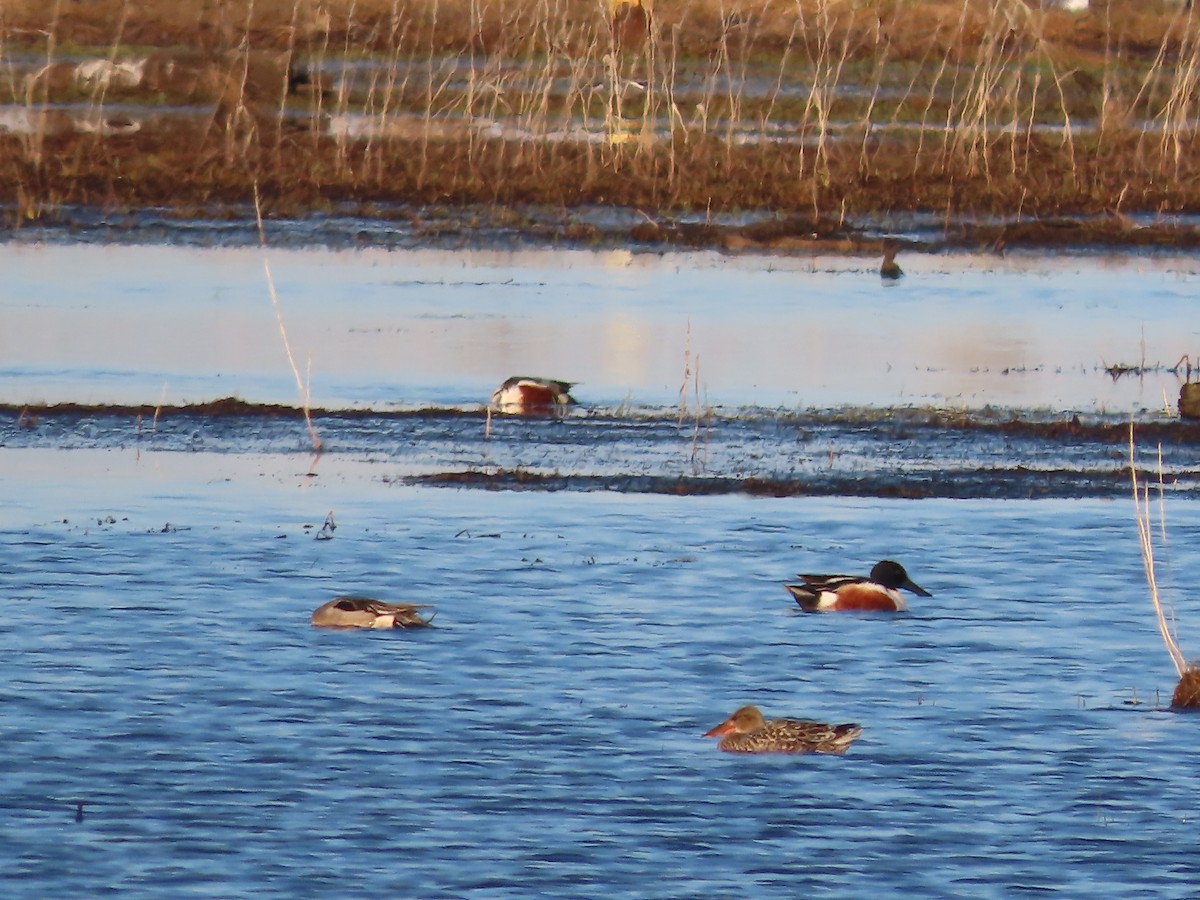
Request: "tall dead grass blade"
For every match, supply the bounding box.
[677,319,692,426]
[1129,424,1186,677]
[689,351,708,474]
[253,181,323,453]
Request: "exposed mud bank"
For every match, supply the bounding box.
[4,399,1197,501]
[7,202,1200,256]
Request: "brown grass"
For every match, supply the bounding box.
[6,1,1200,224]
[3,1,1190,62]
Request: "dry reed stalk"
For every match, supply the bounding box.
[677,319,692,426]
[153,382,168,432]
[266,0,306,158]
[81,0,130,124]
[343,6,384,176]
[855,11,887,171]
[1095,1,1125,149]
[416,0,440,187]
[1161,12,1200,176]
[460,1,484,161]
[760,10,798,135]
[212,1,260,160]
[950,1,1013,178]
[671,316,708,472]
[717,8,751,155]
[600,0,650,151]
[1006,4,1076,180]
[912,0,968,175]
[306,1,334,151]
[799,0,854,185]
[20,0,65,169]
[688,351,708,474]
[1128,1,1199,176]
[659,26,682,184]
[252,181,323,452]
[363,4,411,182]
[1129,425,1192,697]
[1040,61,1077,181]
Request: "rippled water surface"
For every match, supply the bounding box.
[3,241,1200,897]
[2,456,1199,898]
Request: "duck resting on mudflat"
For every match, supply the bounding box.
[311,596,433,629]
[704,706,862,755]
[785,560,930,612]
[490,376,576,415]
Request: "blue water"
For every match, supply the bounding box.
[2,457,1198,898]
[4,241,1200,896]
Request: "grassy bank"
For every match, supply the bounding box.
[5,0,1200,231]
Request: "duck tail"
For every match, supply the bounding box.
[399,608,435,628]
[784,584,819,612]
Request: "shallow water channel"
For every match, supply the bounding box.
[2,239,1200,896]
[2,241,1197,412]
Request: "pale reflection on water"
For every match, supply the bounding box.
[2,242,1197,412]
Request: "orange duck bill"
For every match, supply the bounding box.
[785,559,930,612]
[703,706,862,755]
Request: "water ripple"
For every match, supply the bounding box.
[1,468,1199,896]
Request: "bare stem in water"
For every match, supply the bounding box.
[1129,423,1185,677]
[678,319,692,426]
[253,182,323,453]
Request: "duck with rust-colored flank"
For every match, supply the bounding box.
[704,706,862,755]
[311,596,433,629]
[786,560,931,612]
[490,376,576,415]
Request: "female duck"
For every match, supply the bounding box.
[311,596,433,629]
[704,706,862,755]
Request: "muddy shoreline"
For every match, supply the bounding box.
[5,396,1199,435]
[3,400,1196,501]
[6,202,1200,255]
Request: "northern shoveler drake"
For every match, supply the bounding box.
[490,376,576,415]
[785,560,930,612]
[311,596,433,629]
[703,706,862,755]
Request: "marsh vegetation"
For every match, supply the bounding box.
[4,1,1200,235]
